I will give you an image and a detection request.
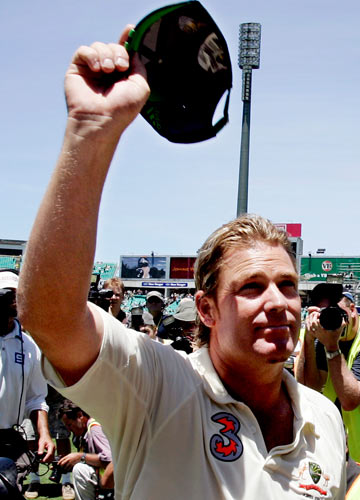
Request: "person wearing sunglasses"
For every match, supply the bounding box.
[18,16,346,500]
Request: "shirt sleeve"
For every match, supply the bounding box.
[87,423,112,463]
[42,304,195,464]
[24,335,49,417]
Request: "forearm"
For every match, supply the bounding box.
[17,35,149,384]
[328,354,360,411]
[100,462,114,489]
[18,120,120,382]
[30,409,51,440]
[294,352,305,384]
[297,336,324,391]
[83,452,105,468]
[30,409,55,460]
[19,118,119,335]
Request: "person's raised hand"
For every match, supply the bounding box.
[65,25,150,135]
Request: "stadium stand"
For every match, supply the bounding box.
[0,255,21,270]
[122,295,147,313]
[92,262,117,280]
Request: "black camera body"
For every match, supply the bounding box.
[88,288,113,311]
[319,305,348,331]
[49,456,68,483]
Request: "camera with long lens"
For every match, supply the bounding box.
[87,274,114,311]
[160,315,182,340]
[310,283,349,332]
[88,288,113,311]
[49,457,68,483]
[319,305,348,331]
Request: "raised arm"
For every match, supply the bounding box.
[17,26,150,386]
[294,308,327,391]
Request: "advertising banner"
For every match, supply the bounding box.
[170,257,196,279]
[301,257,360,282]
[274,223,302,237]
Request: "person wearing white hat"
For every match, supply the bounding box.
[169,299,197,354]
[0,270,55,498]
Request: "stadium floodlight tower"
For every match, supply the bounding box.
[237,22,261,216]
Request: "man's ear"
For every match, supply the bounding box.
[350,302,357,322]
[195,290,216,327]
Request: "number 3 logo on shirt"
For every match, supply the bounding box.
[210,412,243,462]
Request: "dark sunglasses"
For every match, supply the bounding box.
[125,1,232,143]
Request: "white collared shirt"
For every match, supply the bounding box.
[0,321,48,428]
[43,305,346,499]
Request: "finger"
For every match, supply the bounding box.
[308,306,320,313]
[305,316,312,330]
[43,449,53,463]
[119,24,135,46]
[90,42,119,73]
[72,45,102,72]
[107,42,130,71]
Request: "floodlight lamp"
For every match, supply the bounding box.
[239,23,261,69]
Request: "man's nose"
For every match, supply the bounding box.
[264,284,288,312]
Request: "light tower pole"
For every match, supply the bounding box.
[237,23,261,216]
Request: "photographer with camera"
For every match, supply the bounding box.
[295,283,360,462]
[57,400,112,500]
[0,270,55,498]
[102,278,126,323]
[164,299,197,354]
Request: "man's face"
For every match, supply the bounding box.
[146,297,163,316]
[0,288,17,316]
[206,242,301,370]
[62,413,86,437]
[103,285,124,306]
[176,319,196,337]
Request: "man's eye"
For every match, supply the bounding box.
[279,280,297,289]
[240,282,261,292]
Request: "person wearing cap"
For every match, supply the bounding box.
[295,283,360,462]
[169,299,197,354]
[0,270,55,497]
[145,291,170,339]
[17,30,346,499]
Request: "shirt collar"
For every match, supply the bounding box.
[190,346,318,437]
[282,369,319,438]
[0,320,22,341]
[189,347,242,404]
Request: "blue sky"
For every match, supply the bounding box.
[2,0,360,261]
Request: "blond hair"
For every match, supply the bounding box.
[194,214,296,347]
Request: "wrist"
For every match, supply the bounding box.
[325,347,342,360]
[304,332,316,345]
[80,452,87,464]
[64,115,122,157]
[324,342,340,352]
[66,113,123,143]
